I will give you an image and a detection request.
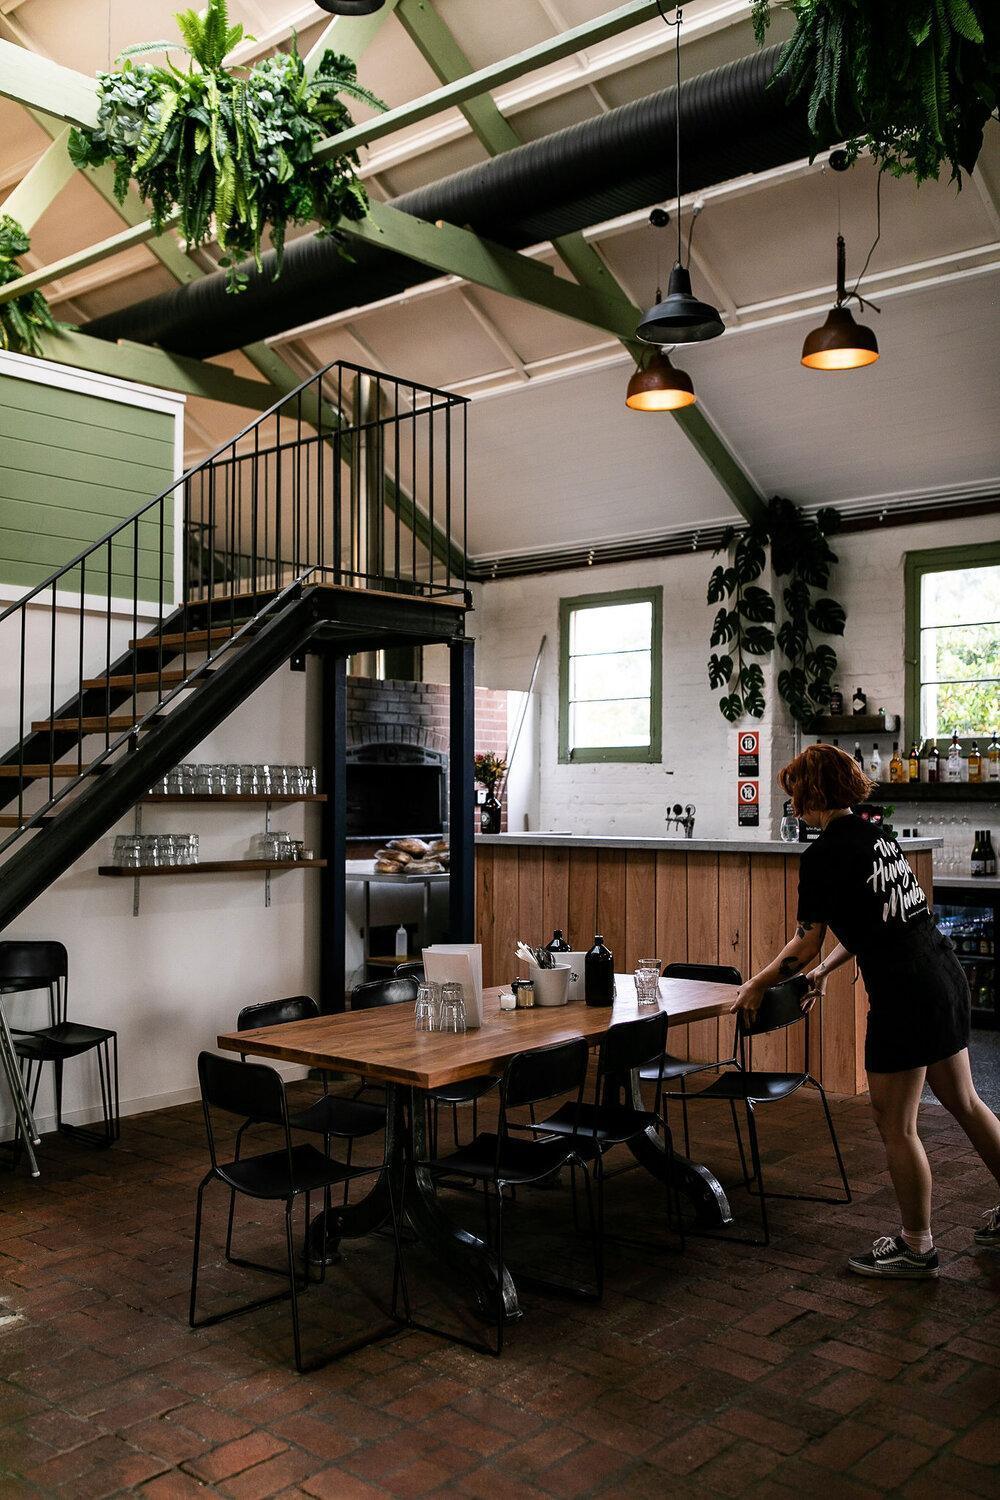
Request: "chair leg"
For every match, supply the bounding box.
[284,1201,304,1373]
[342,1136,354,1208]
[729,1098,750,1185]
[744,1103,769,1246]
[587,1158,604,1300]
[53,1058,64,1133]
[679,1075,691,1159]
[814,1079,852,1204]
[665,1125,685,1251]
[189,1172,212,1327]
[110,1034,121,1142]
[225,1121,250,1263]
[472,1096,478,1139]
[493,1185,505,1357]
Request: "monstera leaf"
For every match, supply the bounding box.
[809,597,847,636]
[708,652,734,689]
[737,586,776,623]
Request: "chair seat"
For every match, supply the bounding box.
[430,1130,581,1185]
[12,1021,115,1061]
[426,1073,498,1106]
[288,1093,386,1139]
[638,1052,722,1082]
[533,1100,660,1148]
[678,1070,807,1104]
[217,1143,369,1199]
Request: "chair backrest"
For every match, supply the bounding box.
[503,1037,590,1112]
[737,977,809,1039]
[237,995,318,1032]
[662,962,743,986]
[198,1050,290,1173]
[351,976,418,1010]
[394,962,425,980]
[601,1011,669,1076]
[0,940,67,992]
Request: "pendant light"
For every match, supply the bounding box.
[801,234,879,370]
[625,351,696,411]
[635,7,724,346]
[315,0,386,14]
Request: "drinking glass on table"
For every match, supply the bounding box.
[634,958,661,1006]
[437,983,467,1034]
[414,981,439,1032]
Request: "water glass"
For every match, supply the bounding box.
[414,981,438,1032]
[634,958,661,1006]
[437,982,467,1034]
[240,763,260,796]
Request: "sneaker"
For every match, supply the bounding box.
[974,1205,1000,1249]
[848,1234,939,1279]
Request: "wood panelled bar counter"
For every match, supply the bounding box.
[476,834,940,1096]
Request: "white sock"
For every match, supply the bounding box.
[902,1228,933,1254]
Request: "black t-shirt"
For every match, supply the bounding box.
[796,814,930,957]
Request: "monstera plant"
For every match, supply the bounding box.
[750,1,999,185]
[0,216,69,357]
[707,498,846,728]
[68,0,384,291]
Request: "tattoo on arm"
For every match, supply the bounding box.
[778,955,804,978]
[795,922,815,939]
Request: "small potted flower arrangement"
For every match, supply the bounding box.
[473,751,507,834]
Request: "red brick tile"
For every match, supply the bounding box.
[953,1416,1000,1467]
[184,1432,288,1484]
[141,1472,214,1500]
[647,1423,736,1476]
[716,1408,808,1456]
[301,1471,391,1499]
[220,1448,319,1500]
[813,1340,902,1380]
[800,1421,883,1472]
[850,1436,935,1490]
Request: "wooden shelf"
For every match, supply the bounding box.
[815,714,900,735]
[142,794,326,804]
[98,859,327,878]
[868,783,1000,803]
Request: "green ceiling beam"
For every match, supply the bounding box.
[303,0,400,77]
[0,40,98,127]
[393,0,763,524]
[2,127,76,231]
[0,211,181,307]
[33,329,281,411]
[312,0,665,163]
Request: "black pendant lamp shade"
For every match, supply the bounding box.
[636,262,724,345]
[801,233,880,371]
[625,350,695,411]
[315,0,386,13]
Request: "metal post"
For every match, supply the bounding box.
[448,636,475,942]
[320,651,348,1013]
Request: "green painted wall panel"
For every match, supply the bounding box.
[0,371,177,598]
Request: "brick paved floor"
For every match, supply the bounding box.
[2,1083,1000,1498]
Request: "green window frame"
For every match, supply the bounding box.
[558,586,663,764]
[904,540,1000,749]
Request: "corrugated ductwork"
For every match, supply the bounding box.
[83,44,829,358]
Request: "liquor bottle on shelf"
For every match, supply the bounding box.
[867,743,882,779]
[927,742,940,784]
[852,687,867,715]
[889,742,904,784]
[853,742,864,771]
[947,733,964,782]
[988,731,1000,781]
[968,741,983,784]
[972,830,987,878]
[828,685,844,715]
[908,742,920,782]
[985,830,997,878]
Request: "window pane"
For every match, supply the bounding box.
[570,697,651,749]
[920,622,1000,684]
[921,565,1000,627]
[571,601,652,655]
[922,680,999,740]
[570,649,651,702]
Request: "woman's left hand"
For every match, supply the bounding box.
[801,967,827,1013]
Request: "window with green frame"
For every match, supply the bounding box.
[558,587,662,763]
[904,541,1000,746]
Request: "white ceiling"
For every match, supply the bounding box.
[1,0,998,560]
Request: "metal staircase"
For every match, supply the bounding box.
[0,359,470,934]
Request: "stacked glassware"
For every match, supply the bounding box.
[246,832,312,862]
[153,763,318,796]
[112,833,199,867]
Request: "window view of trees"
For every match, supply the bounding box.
[919,564,1000,738]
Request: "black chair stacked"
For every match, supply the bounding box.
[398,1037,601,1356]
[662,977,851,1244]
[0,940,119,1157]
[190,1049,405,1373]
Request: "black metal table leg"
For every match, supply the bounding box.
[619,1068,734,1229]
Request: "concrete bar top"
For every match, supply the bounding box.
[476,832,943,856]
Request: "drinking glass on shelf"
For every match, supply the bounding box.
[634,958,661,1006]
[414,981,438,1032]
[239,764,259,796]
[119,835,142,869]
[187,834,199,865]
[437,983,467,1034]
[194,765,214,796]
[166,766,186,796]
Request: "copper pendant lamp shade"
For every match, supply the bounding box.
[626,351,696,411]
[636,263,725,346]
[315,0,385,13]
[801,234,880,371]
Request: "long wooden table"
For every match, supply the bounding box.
[218,976,738,1322]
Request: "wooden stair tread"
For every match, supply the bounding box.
[130,625,250,650]
[0,764,90,778]
[82,670,210,689]
[32,716,150,733]
[0,814,53,828]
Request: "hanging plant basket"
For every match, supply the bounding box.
[0,216,71,356]
[68,0,385,292]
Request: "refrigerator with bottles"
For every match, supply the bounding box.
[934,879,998,1029]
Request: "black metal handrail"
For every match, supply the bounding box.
[0,358,468,851]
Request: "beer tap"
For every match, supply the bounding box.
[665,803,696,838]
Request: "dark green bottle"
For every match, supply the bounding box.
[545,929,571,953]
[585,935,614,1006]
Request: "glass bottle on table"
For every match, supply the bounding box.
[584,935,614,1006]
[545,930,571,953]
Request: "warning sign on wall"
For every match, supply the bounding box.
[737,778,760,827]
[738,729,760,776]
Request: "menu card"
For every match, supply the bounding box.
[422,943,484,1029]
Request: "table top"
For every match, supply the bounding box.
[217,975,737,1091]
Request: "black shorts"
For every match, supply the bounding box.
[859,922,971,1074]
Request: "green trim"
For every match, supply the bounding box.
[558,585,662,765]
[0,214,180,308]
[904,539,1000,748]
[0,40,98,127]
[2,128,76,232]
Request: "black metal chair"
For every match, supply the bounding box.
[663,978,852,1245]
[393,962,425,980]
[638,962,747,1174]
[397,1037,600,1356]
[190,1051,405,1373]
[230,996,386,1247]
[530,1011,683,1261]
[0,940,119,1155]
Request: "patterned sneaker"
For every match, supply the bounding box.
[974,1205,1000,1249]
[848,1234,939,1279]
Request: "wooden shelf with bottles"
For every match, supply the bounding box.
[869,783,1000,803]
[815,715,901,736]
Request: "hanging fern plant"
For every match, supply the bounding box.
[750,1,1000,185]
[0,216,71,357]
[707,498,846,729]
[67,0,385,292]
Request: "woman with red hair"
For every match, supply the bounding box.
[733,742,1000,1277]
